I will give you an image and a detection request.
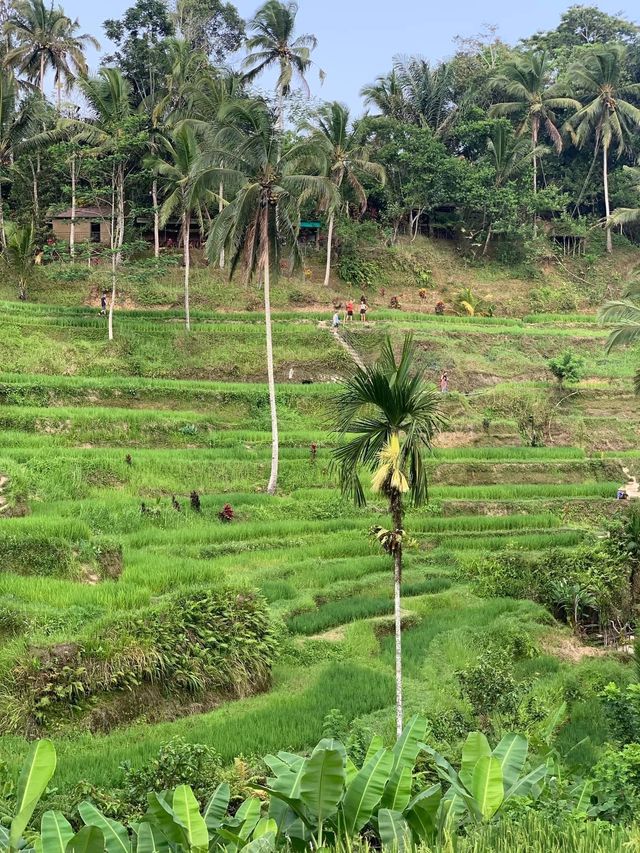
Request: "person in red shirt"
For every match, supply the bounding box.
[345,298,354,323]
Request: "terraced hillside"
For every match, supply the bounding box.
[0,290,638,796]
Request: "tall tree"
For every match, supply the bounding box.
[0,69,40,245]
[332,336,445,736]
[242,0,318,131]
[568,45,640,252]
[490,50,580,235]
[175,0,245,62]
[304,100,385,286]
[361,70,406,122]
[151,123,213,330]
[4,220,35,300]
[207,98,335,494]
[4,0,98,103]
[65,68,144,340]
[104,0,175,105]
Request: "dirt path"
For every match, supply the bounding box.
[622,467,640,499]
[319,321,367,370]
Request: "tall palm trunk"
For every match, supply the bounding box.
[603,140,612,253]
[108,165,125,342]
[70,154,76,259]
[219,170,225,269]
[0,179,6,248]
[30,159,39,223]
[263,236,279,495]
[152,179,160,259]
[532,120,538,239]
[183,209,191,331]
[39,53,45,94]
[391,489,404,737]
[323,211,334,287]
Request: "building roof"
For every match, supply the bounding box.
[51,206,109,220]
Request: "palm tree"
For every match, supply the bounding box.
[64,68,134,341]
[482,123,548,253]
[600,277,640,394]
[207,98,336,495]
[304,101,385,286]
[151,124,213,330]
[0,69,40,246]
[242,0,318,131]
[568,45,640,253]
[332,335,445,736]
[4,220,36,300]
[4,0,99,105]
[361,70,406,122]
[490,50,580,234]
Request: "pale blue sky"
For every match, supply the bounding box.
[62,0,638,112]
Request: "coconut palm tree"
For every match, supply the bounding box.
[490,50,580,234]
[207,98,336,495]
[242,0,318,131]
[609,165,640,231]
[361,70,406,122]
[332,335,446,736]
[568,45,640,253]
[151,123,214,330]
[304,101,385,286]
[600,278,640,394]
[64,68,134,341]
[4,0,99,105]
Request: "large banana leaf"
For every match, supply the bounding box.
[390,716,427,774]
[492,734,528,791]
[378,809,410,852]
[241,837,275,853]
[11,740,57,851]
[404,785,441,843]
[145,794,188,849]
[503,762,547,802]
[341,748,394,836]
[299,747,345,823]
[363,736,384,768]
[459,732,491,790]
[135,823,169,853]
[471,756,503,820]
[65,827,104,853]
[204,783,230,832]
[253,819,277,839]
[41,811,74,853]
[171,785,208,851]
[78,802,130,853]
[236,798,262,841]
[380,766,412,812]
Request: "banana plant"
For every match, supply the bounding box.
[260,716,431,850]
[422,731,548,836]
[8,740,57,853]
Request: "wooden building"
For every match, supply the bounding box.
[50,207,111,245]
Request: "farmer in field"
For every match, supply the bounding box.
[440,371,449,393]
[360,296,368,323]
[100,291,108,316]
[332,310,341,329]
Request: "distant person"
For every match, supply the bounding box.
[440,372,449,393]
[360,296,368,323]
[332,311,341,329]
[345,298,354,323]
[100,291,108,316]
[617,488,629,500]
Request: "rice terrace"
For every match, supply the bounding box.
[2,0,640,851]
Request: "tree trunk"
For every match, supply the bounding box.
[39,52,45,94]
[277,85,284,133]
[152,179,160,259]
[219,172,225,269]
[116,164,125,266]
[30,159,39,224]
[532,121,538,239]
[603,140,612,254]
[0,180,6,249]
[323,211,334,287]
[391,490,404,738]
[70,155,76,259]
[183,209,191,331]
[264,244,279,496]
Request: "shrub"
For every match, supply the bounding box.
[5,587,277,733]
[548,351,586,387]
[458,650,526,719]
[590,743,640,821]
